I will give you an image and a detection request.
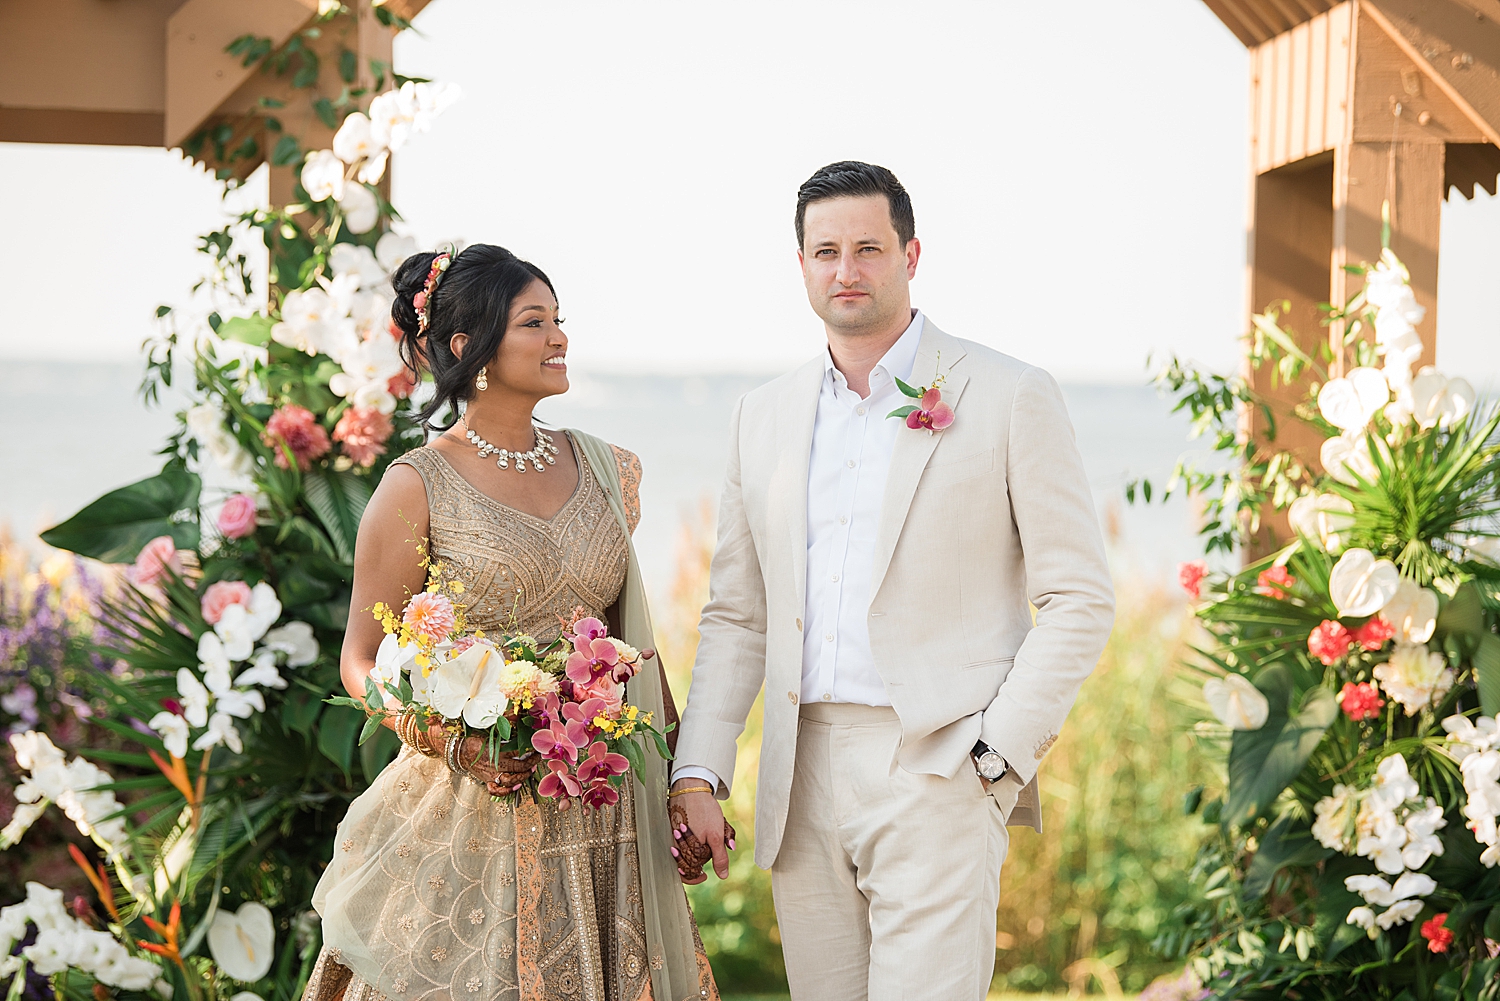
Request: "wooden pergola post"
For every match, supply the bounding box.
[1204,0,1500,556]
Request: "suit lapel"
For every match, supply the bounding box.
[869,325,968,598]
[769,356,825,618]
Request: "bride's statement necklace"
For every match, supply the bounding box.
[459,417,559,473]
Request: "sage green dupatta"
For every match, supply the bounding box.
[572,430,701,1001]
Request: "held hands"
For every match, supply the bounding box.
[669,777,736,884]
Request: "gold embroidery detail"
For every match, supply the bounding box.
[651,955,663,970]
[433,805,449,820]
[427,875,445,889]
[466,837,481,852]
[340,839,353,852]
[396,843,411,857]
[431,946,448,962]
[465,978,482,993]
[392,980,408,995]
[626,954,642,977]
[468,908,484,925]
[397,915,414,931]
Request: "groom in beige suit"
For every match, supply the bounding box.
[671,161,1115,1000]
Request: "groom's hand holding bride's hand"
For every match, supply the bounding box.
[670,777,731,884]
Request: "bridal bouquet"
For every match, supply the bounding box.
[330,548,673,809]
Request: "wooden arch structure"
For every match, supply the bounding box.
[0,0,431,201]
[1202,0,1500,550]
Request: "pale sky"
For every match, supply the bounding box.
[1,0,1496,385]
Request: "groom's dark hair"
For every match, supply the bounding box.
[795,161,915,250]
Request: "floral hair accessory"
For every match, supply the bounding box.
[413,250,453,334]
[887,355,953,432]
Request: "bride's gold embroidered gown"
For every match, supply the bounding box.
[304,436,718,1001]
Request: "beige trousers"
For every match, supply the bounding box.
[771,703,1009,1001]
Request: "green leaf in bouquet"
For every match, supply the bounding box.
[358,711,383,746]
[303,469,373,565]
[40,463,201,562]
[1242,813,1332,899]
[218,314,275,346]
[619,736,646,782]
[893,376,924,399]
[1225,665,1337,827]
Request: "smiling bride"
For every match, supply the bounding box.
[302,244,718,1001]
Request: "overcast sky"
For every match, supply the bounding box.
[1,0,1496,385]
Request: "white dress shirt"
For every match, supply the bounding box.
[674,311,926,788]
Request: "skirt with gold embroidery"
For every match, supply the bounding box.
[306,748,718,1001]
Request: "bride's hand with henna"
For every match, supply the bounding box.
[451,734,538,796]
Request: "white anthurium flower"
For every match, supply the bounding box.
[1374,643,1454,716]
[355,149,388,185]
[149,711,190,758]
[329,243,388,288]
[236,650,286,691]
[1320,434,1380,486]
[193,712,243,754]
[260,622,318,668]
[208,901,276,982]
[1443,713,1500,761]
[426,642,509,727]
[1318,367,1389,431]
[177,668,210,727]
[153,812,197,897]
[1410,367,1476,430]
[376,231,418,273]
[300,149,345,203]
[338,182,379,235]
[1378,579,1437,644]
[1328,549,1400,618]
[1287,493,1355,553]
[1202,673,1269,730]
[214,688,265,719]
[332,111,380,166]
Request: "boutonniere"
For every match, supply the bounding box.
[887,362,954,433]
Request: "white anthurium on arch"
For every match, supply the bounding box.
[339,183,379,235]
[1378,579,1437,644]
[208,901,276,982]
[299,149,345,203]
[1287,493,1356,553]
[1327,548,1400,618]
[1409,368,1476,430]
[1318,367,1389,432]
[1202,673,1269,731]
[1320,434,1381,487]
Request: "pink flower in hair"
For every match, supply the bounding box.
[262,404,331,471]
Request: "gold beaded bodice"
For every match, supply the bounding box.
[392,433,631,643]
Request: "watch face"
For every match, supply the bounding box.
[978,753,1005,780]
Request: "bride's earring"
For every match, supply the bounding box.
[475,366,488,392]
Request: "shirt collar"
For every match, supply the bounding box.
[823,309,926,387]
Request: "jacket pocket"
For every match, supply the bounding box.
[924,446,995,482]
[960,655,1015,672]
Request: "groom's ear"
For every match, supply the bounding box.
[905,238,921,280]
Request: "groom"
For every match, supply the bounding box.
[671,161,1115,1000]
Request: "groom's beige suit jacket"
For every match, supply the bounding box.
[676,322,1116,869]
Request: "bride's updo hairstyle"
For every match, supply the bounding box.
[391,243,556,431]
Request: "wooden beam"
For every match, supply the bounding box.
[0,107,163,146]
[1204,0,1272,45]
[1444,141,1500,199]
[1364,0,1500,143]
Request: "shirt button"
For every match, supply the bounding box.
[795,618,803,631]
[788,692,798,705]
[822,693,832,702]
[825,633,834,642]
[856,407,866,416]
[839,515,848,525]
[831,574,840,582]
[846,459,856,469]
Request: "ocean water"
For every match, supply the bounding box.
[0,361,1208,598]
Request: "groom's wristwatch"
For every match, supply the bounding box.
[973,740,1008,782]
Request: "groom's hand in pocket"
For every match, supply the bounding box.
[670,778,730,883]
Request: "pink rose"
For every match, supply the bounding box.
[134,535,180,587]
[217,494,258,540]
[575,675,623,718]
[200,580,253,625]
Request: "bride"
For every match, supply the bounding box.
[303,244,719,1001]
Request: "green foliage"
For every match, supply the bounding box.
[39,464,200,563]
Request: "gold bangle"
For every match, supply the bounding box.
[668,785,714,799]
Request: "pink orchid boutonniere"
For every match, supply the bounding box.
[888,371,953,433]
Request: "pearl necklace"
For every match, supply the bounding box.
[459,419,559,473]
